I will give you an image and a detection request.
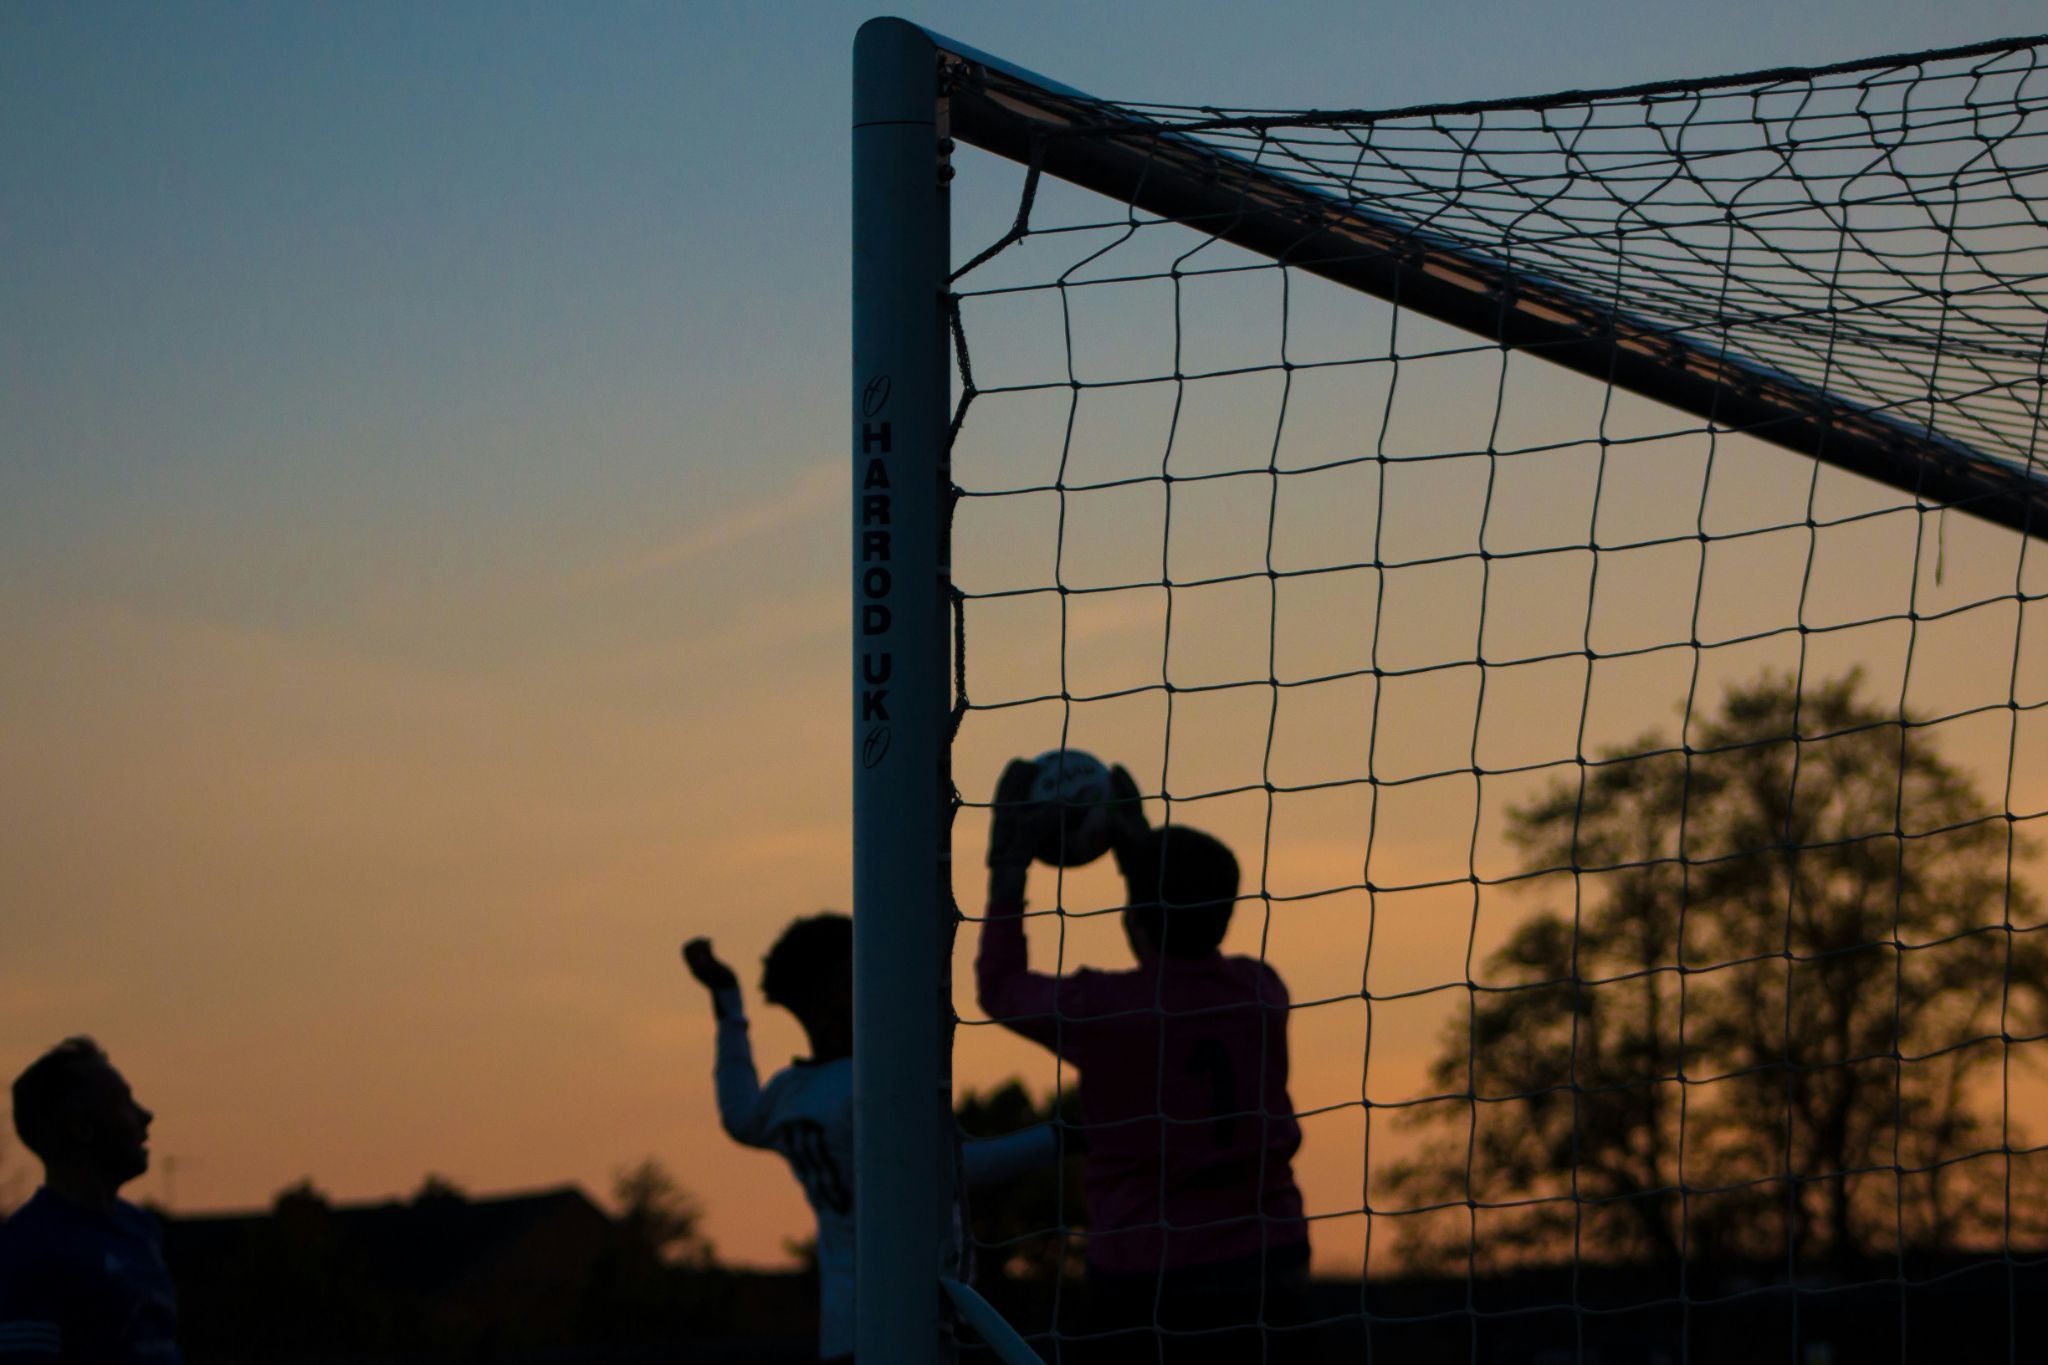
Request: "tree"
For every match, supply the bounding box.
[218,1178,365,1351]
[611,1157,714,1270]
[581,1159,723,1340]
[409,1173,467,1205]
[1387,671,2048,1271]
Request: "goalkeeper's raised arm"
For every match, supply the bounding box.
[976,757,1059,1036]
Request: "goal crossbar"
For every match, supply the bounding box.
[932,26,2048,538]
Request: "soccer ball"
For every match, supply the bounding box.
[1030,748,1116,867]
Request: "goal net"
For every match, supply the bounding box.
[856,22,2048,1362]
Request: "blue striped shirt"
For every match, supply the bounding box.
[0,1190,179,1363]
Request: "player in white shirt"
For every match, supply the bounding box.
[684,914,1053,1363]
[684,917,857,1362]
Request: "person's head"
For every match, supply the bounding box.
[11,1037,153,1189]
[1119,826,1240,961]
[762,913,853,1035]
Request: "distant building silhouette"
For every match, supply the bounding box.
[156,1180,839,1359]
[166,1183,615,1340]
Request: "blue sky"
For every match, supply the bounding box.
[10,0,2043,637]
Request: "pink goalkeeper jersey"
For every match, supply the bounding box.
[977,898,1308,1275]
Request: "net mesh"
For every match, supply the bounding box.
[942,34,2048,1361]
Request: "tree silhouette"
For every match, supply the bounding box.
[612,1156,714,1270]
[581,1157,724,1338]
[409,1172,467,1205]
[1387,671,2048,1271]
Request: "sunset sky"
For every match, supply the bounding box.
[5,0,2045,1270]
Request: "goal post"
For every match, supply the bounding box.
[855,16,2048,1360]
[851,18,955,1365]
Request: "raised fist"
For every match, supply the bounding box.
[681,938,739,994]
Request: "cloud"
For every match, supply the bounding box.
[576,462,839,591]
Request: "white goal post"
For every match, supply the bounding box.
[851,19,957,1363]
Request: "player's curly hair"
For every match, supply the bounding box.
[1121,826,1240,959]
[761,912,853,1011]
[12,1035,111,1161]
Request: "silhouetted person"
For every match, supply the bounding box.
[685,917,857,1364]
[978,760,1310,1363]
[684,916,1050,1363]
[0,1037,179,1362]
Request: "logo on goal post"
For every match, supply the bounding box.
[862,373,892,418]
[861,725,891,769]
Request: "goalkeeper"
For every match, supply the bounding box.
[977,758,1311,1362]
